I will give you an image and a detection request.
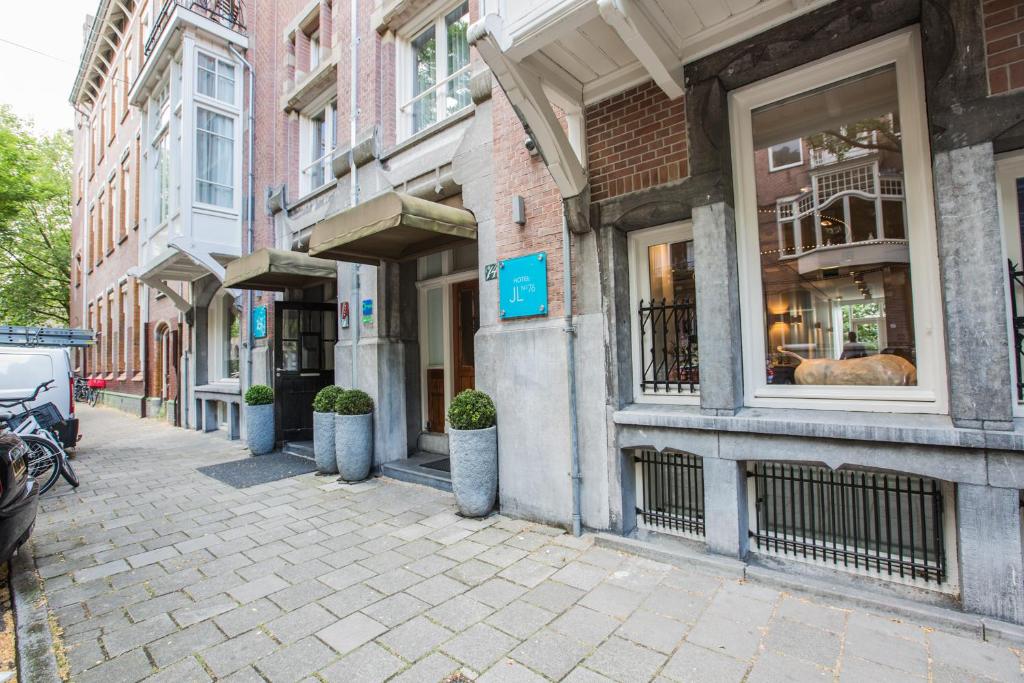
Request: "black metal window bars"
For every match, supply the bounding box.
[1009,259,1024,402]
[146,0,246,56]
[635,450,705,536]
[751,463,946,583]
[637,299,698,393]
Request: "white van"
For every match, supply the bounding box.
[0,347,78,448]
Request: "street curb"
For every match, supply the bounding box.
[10,542,61,683]
[593,532,1024,647]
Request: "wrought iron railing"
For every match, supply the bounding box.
[638,299,698,393]
[751,463,946,583]
[635,450,705,536]
[1009,259,1024,402]
[145,0,246,56]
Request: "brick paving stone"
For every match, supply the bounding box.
[838,655,926,682]
[126,590,194,622]
[376,614,453,661]
[486,601,556,639]
[426,593,496,632]
[640,585,710,624]
[549,605,621,647]
[477,545,529,568]
[201,630,279,678]
[499,558,558,588]
[478,658,550,682]
[404,553,458,577]
[144,655,213,683]
[763,617,841,668]
[266,577,334,611]
[510,628,590,680]
[317,612,388,655]
[661,642,750,683]
[927,630,1023,681]
[73,558,131,583]
[361,591,431,627]
[746,650,832,682]
[390,652,462,683]
[442,622,521,670]
[171,594,236,627]
[127,545,180,568]
[686,613,763,661]
[254,636,338,682]
[578,582,645,620]
[551,560,610,590]
[147,619,225,668]
[318,582,384,618]
[775,596,848,634]
[521,579,585,613]
[102,614,178,656]
[447,557,501,585]
[364,567,421,595]
[318,642,405,682]
[406,573,470,605]
[263,601,337,643]
[842,620,928,676]
[77,648,154,683]
[215,599,285,638]
[320,562,375,590]
[616,609,689,654]
[467,577,528,609]
[583,635,668,683]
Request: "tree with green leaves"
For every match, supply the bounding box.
[0,107,72,327]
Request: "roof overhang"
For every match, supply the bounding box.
[223,248,338,291]
[308,192,476,265]
[129,238,239,311]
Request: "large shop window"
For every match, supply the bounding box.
[400,1,470,139]
[730,30,945,411]
[196,108,235,208]
[629,223,698,402]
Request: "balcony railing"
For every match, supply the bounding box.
[638,299,698,394]
[146,0,246,56]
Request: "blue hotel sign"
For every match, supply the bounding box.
[499,252,548,319]
[252,306,267,339]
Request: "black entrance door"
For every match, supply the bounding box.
[274,302,337,442]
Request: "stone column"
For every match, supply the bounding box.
[693,202,744,415]
[702,457,749,559]
[956,483,1024,624]
[933,144,1014,430]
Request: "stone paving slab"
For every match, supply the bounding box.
[23,406,1024,682]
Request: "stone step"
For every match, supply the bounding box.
[282,441,315,461]
[380,452,452,493]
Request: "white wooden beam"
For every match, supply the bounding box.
[597,0,684,99]
[469,14,588,200]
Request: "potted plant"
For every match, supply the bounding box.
[312,385,344,474]
[334,389,374,482]
[244,384,275,456]
[447,389,497,517]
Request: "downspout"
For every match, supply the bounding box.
[562,209,582,537]
[349,0,360,388]
[229,44,256,392]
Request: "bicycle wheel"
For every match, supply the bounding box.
[60,454,79,488]
[88,389,98,407]
[20,435,62,494]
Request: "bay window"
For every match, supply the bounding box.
[196,108,235,208]
[197,53,236,105]
[629,223,699,402]
[730,29,945,411]
[400,1,471,139]
[152,85,171,226]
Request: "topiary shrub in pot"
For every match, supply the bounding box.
[244,384,275,456]
[447,389,497,517]
[334,389,374,482]
[312,385,344,473]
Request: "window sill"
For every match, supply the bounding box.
[612,403,1024,452]
[382,106,475,161]
[291,179,338,210]
[118,233,129,245]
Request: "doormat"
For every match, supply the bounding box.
[421,457,450,473]
[197,453,318,489]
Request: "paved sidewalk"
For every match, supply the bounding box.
[27,407,1024,682]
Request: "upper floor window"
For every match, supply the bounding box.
[400,1,471,139]
[731,30,945,412]
[197,53,236,105]
[301,98,336,193]
[196,108,235,208]
[309,31,321,69]
[768,139,802,171]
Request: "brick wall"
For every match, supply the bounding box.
[585,81,688,202]
[983,0,1024,94]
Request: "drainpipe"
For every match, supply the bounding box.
[349,0,361,388]
[562,209,582,537]
[229,45,256,394]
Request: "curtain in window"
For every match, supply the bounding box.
[197,54,235,104]
[196,108,234,207]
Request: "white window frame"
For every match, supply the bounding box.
[730,27,947,413]
[196,50,236,105]
[768,138,803,172]
[309,30,321,69]
[396,0,472,141]
[299,93,337,195]
[627,222,699,405]
[195,106,236,210]
[998,151,1024,417]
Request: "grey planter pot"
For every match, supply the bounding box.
[335,412,373,481]
[245,403,275,455]
[313,411,337,473]
[449,425,497,517]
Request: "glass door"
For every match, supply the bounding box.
[274,302,337,442]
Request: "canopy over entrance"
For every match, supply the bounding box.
[308,191,477,265]
[223,248,338,292]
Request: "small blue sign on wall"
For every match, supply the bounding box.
[499,252,548,319]
[252,306,267,339]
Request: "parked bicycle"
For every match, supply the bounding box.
[0,381,79,494]
[74,375,99,407]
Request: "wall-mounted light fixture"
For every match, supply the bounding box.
[512,195,526,226]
